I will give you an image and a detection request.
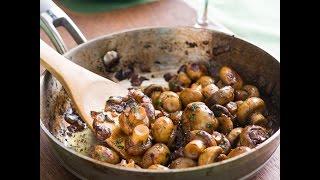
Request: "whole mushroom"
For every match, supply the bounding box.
[198,146,223,166]
[157,91,182,113]
[205,86,234,107]
[236,97,266,125]
[125,124,152,155]
[227,146,251,158]
[182,102,219,133]
[179,88,204,107]
[219,66,243,90]
[239,125,269,148]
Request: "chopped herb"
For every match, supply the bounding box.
[206,123,213,129]
[155,99,162,106]
[190,104,198,112]
[115,138,124,149]
[189,114,196,121]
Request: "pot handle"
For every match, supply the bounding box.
[40,0,87,54]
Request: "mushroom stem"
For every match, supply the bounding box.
[131,124,150,144]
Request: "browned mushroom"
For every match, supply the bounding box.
[169,110,183,125]
[157,91,182,113]
[236,97,265,125]
[216,154,228,162]
[225,102,238,115]
[125,125,152,155]
[142,143,170,168]
[239,125,269,148]
[90,145,120,164]
[179,88,204,107]
[250,112,268,126]
[119,105,150,135]
[227,146,251,158]
[217,114,233,135]
[243,85,260,98]
[219,66,243,90]
[169,157,197,169]
[182,102,219,133]
[234,90,249,101]
[198,146,223,166]
[185,62,207,80]
[189,130,217,147]
[196,76,215,87]
[227,127,243,147]
[205,86,234,107]
[184,140,206,159]
[212,131,231,154]
[151,117,175,143]
[202,84,219,99]
[168,72,192,92]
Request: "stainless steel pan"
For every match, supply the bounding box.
[40,1,280,179]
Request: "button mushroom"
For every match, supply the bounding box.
[169,157,197,169]
[234,90,249,101]
[219,66,243,90]
[198,146,223,166]
[189,130,217,147]
[125,125,152,155]
[227,146,251,158]
[216,154,228,162]
[225,102,238,115]
[142,143,170,168]
[236,97,265,125]
[157,91,182,113]
[250,112,268,126]
[90,145,120,164]
[195,76,215,87]
[212,131,231,154]
[185,62,207,80]
[179,88,204,107]
[169,110,183,125]
[168,72,191,92]
[119,105,149,135]
[151,117,174,143]
[202,84,219,99]
[205,86,234,107]
[217,114,233,135]
[143,84,165,105]
[184,140,206,160]
[182,102,219,133]
[243,85,260,98]
[239,125,269,148]
[227,127,243,147]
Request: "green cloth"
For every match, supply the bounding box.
[59,0,156,13]
[184,0,280,60]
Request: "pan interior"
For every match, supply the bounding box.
[40,27,280,159]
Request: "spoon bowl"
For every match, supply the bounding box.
[40,39,128,130]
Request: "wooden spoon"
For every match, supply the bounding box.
[40,39,128,131]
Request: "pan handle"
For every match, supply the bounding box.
[40,0,87,54]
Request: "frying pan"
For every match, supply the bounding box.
[40,1,280,179]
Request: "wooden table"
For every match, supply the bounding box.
[40,0,280,179]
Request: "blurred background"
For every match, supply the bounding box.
[57,0,280,59]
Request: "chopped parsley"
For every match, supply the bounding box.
[155,99,162,106]
[206,123,213,129]
[115,138,124,149]
[189,114,196,121]
[190,103,198,112]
